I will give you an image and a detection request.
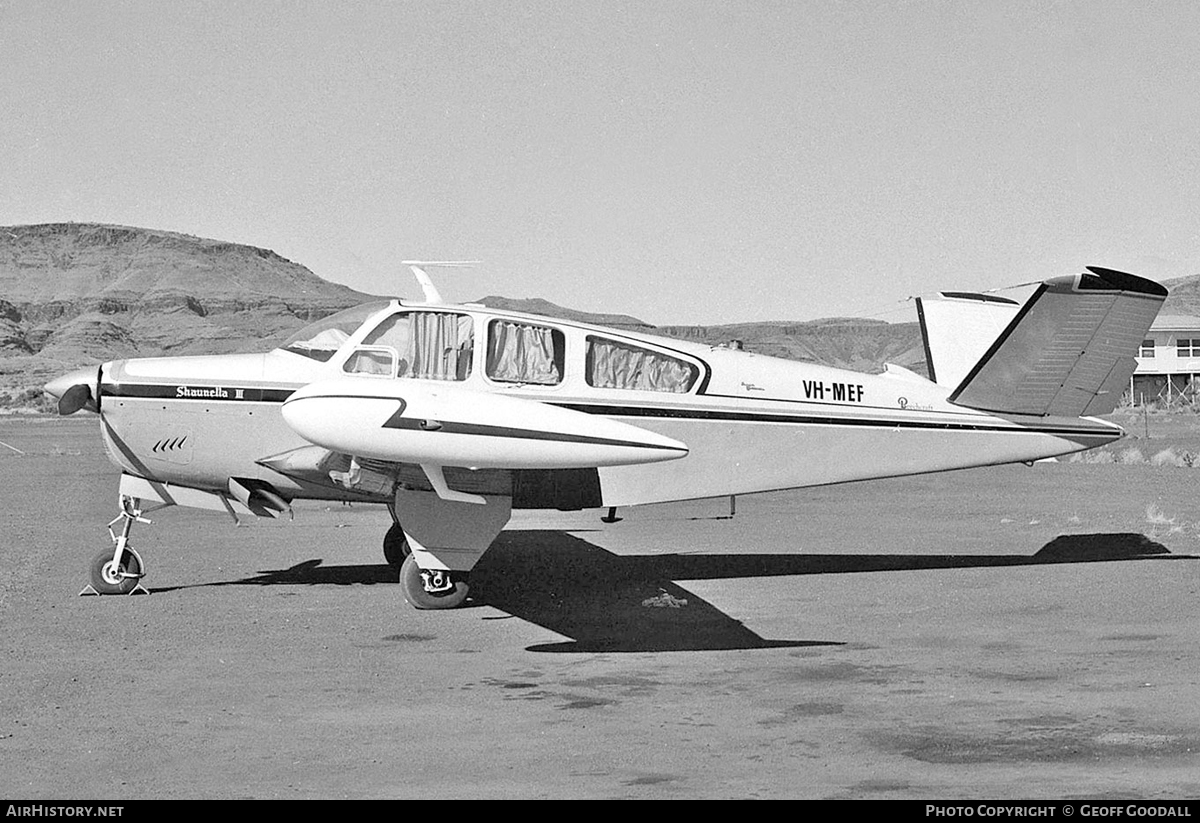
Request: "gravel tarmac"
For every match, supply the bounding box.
[1,417,1198,799]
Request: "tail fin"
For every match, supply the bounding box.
[916,291,1021,389]
[941,267,1166,417]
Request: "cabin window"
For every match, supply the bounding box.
[585,336,698,393]
[486,320,564,385]
[1178,339,1198,358]
[343,311,473,380]
[1140,340,1155,358]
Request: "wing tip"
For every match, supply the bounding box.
[1082,266,1169,298]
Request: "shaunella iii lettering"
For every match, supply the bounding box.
[176,385,235,400]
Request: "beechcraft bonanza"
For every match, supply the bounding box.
[44,264,1167,609]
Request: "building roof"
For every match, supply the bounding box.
[1150,315,1200,331]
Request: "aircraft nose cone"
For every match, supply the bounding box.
[44,366,99,414]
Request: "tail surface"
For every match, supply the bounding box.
[916,291,1021,389]
[923,267,1166,418]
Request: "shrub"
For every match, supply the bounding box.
[1118,448,1146,464]
[1151,449,1187,468]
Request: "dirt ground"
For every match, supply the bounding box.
[1,416,1198,799]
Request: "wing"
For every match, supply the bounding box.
[278,377,688,503]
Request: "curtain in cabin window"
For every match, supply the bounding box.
[353,311,473,380]
[586,337,696,393]
[487,321,561,384]
[409,313,474,381]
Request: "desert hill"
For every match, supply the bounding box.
[1159,275,1200,318]
[471,295,654,332]
[471,297,925,372]
[0,224,926,405]
[655,317,925,374]
[1,223,380,396]
[5,223,1194,407]
[1,223,373,359]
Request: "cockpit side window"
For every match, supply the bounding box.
[486,319,564,385]
[356,314,412,376]
[585,336,698,393]
[343,311,474,381]
[342,348,396,377]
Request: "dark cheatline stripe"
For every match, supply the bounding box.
[99,381,1117,442]
[916,297,938,386]
[101,383,295,403]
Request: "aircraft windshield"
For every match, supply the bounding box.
[278,301,391,362]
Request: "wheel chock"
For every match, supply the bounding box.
[78,583,150,597]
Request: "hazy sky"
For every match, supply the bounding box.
[3,1,1199,324]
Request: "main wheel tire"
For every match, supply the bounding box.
[399,554,469,610]
[89,548,143,595]
[383,523,411,567]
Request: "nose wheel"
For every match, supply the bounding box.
[399,554,470,610]
[88,547,144,595]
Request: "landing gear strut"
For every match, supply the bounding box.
[399,554,469,610]
[84,498,152,595]
[382,522,411,567]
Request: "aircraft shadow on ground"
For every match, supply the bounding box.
[164,530,1189,654]
[474,531,1185,653]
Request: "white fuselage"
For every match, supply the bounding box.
[92,300,1122,510]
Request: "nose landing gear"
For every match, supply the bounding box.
[81,498,154,596]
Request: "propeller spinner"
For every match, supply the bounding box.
[43,366,99,415]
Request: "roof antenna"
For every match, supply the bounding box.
[401,260,480,304]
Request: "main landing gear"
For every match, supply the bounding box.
[384,518,471,608]
[83,498,152,596]
[388,486,512,610]
[385,503,467,609]
[382,522,411,567]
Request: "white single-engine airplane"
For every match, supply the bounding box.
[45,264,1166,609]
